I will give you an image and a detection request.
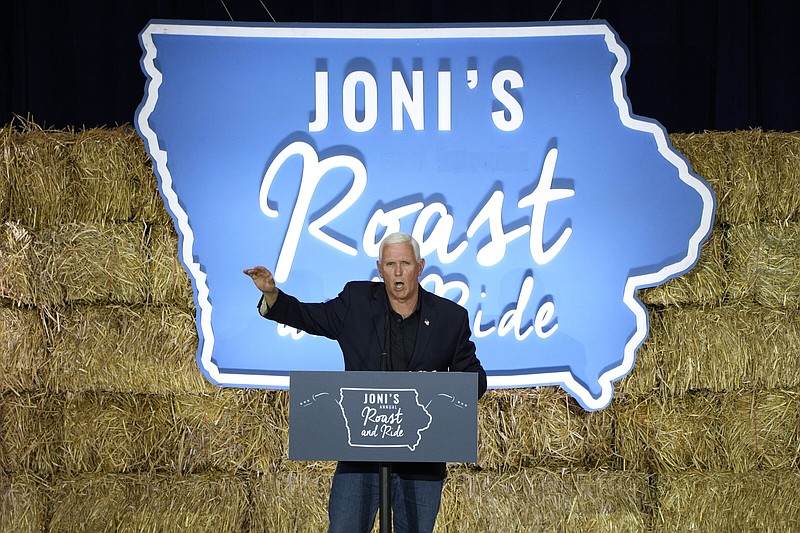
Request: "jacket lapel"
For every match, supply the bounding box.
[409,287,437,368]
[370,283,390,353]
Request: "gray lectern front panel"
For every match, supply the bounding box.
[289,371,478,463]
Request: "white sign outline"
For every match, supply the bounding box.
[136,21,715,410]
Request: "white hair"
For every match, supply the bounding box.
[378,232,421,262]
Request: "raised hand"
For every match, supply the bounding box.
[243,266,279,307]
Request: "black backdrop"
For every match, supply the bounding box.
[2,0,799,133]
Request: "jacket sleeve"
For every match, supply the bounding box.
[257,285,351,340]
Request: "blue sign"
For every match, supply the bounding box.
[136,21,715,410]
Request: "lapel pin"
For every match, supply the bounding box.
[424,320,430,326]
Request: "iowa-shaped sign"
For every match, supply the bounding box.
[136,21,715,410]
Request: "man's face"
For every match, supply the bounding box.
[377,242,425,306]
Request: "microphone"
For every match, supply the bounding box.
[380,311,391,371]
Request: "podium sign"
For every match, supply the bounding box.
[289,371,478,462]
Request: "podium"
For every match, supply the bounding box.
[289,371,479,531]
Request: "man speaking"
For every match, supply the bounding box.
[245,232,486,533]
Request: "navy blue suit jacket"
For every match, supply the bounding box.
[261,281,487,479]
[264,281,487,394]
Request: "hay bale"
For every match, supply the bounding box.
[0,306,47,392]
[3,123,168,227]
[656,304,800,393]
[68,127,146,223]
[48,472,248,533]
[614,307,664,398]
[47,304,208,395]
[656,305,750,394]
[3,123,76,228]
[639,223,727,307]
[745,308,800,390]
[62,389,291,475]
[124,137,172,226]
[728,221,800,307]
[0,473,47,533]
[171,389,289,474]
[250,471,331,532]
[655,470,800,531]
[31,222,149,306]
[719,389,799,472]
[61,391,177,473]
[147,223,193,307]
[0,390,63,474]
[75,126,171,224]
[0,222,35,305]
[670,130,800,224]
[614,392,724,472]
[438,468,650,532]
[477,388,614,471]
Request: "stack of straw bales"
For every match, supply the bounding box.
[1,121,798,532]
